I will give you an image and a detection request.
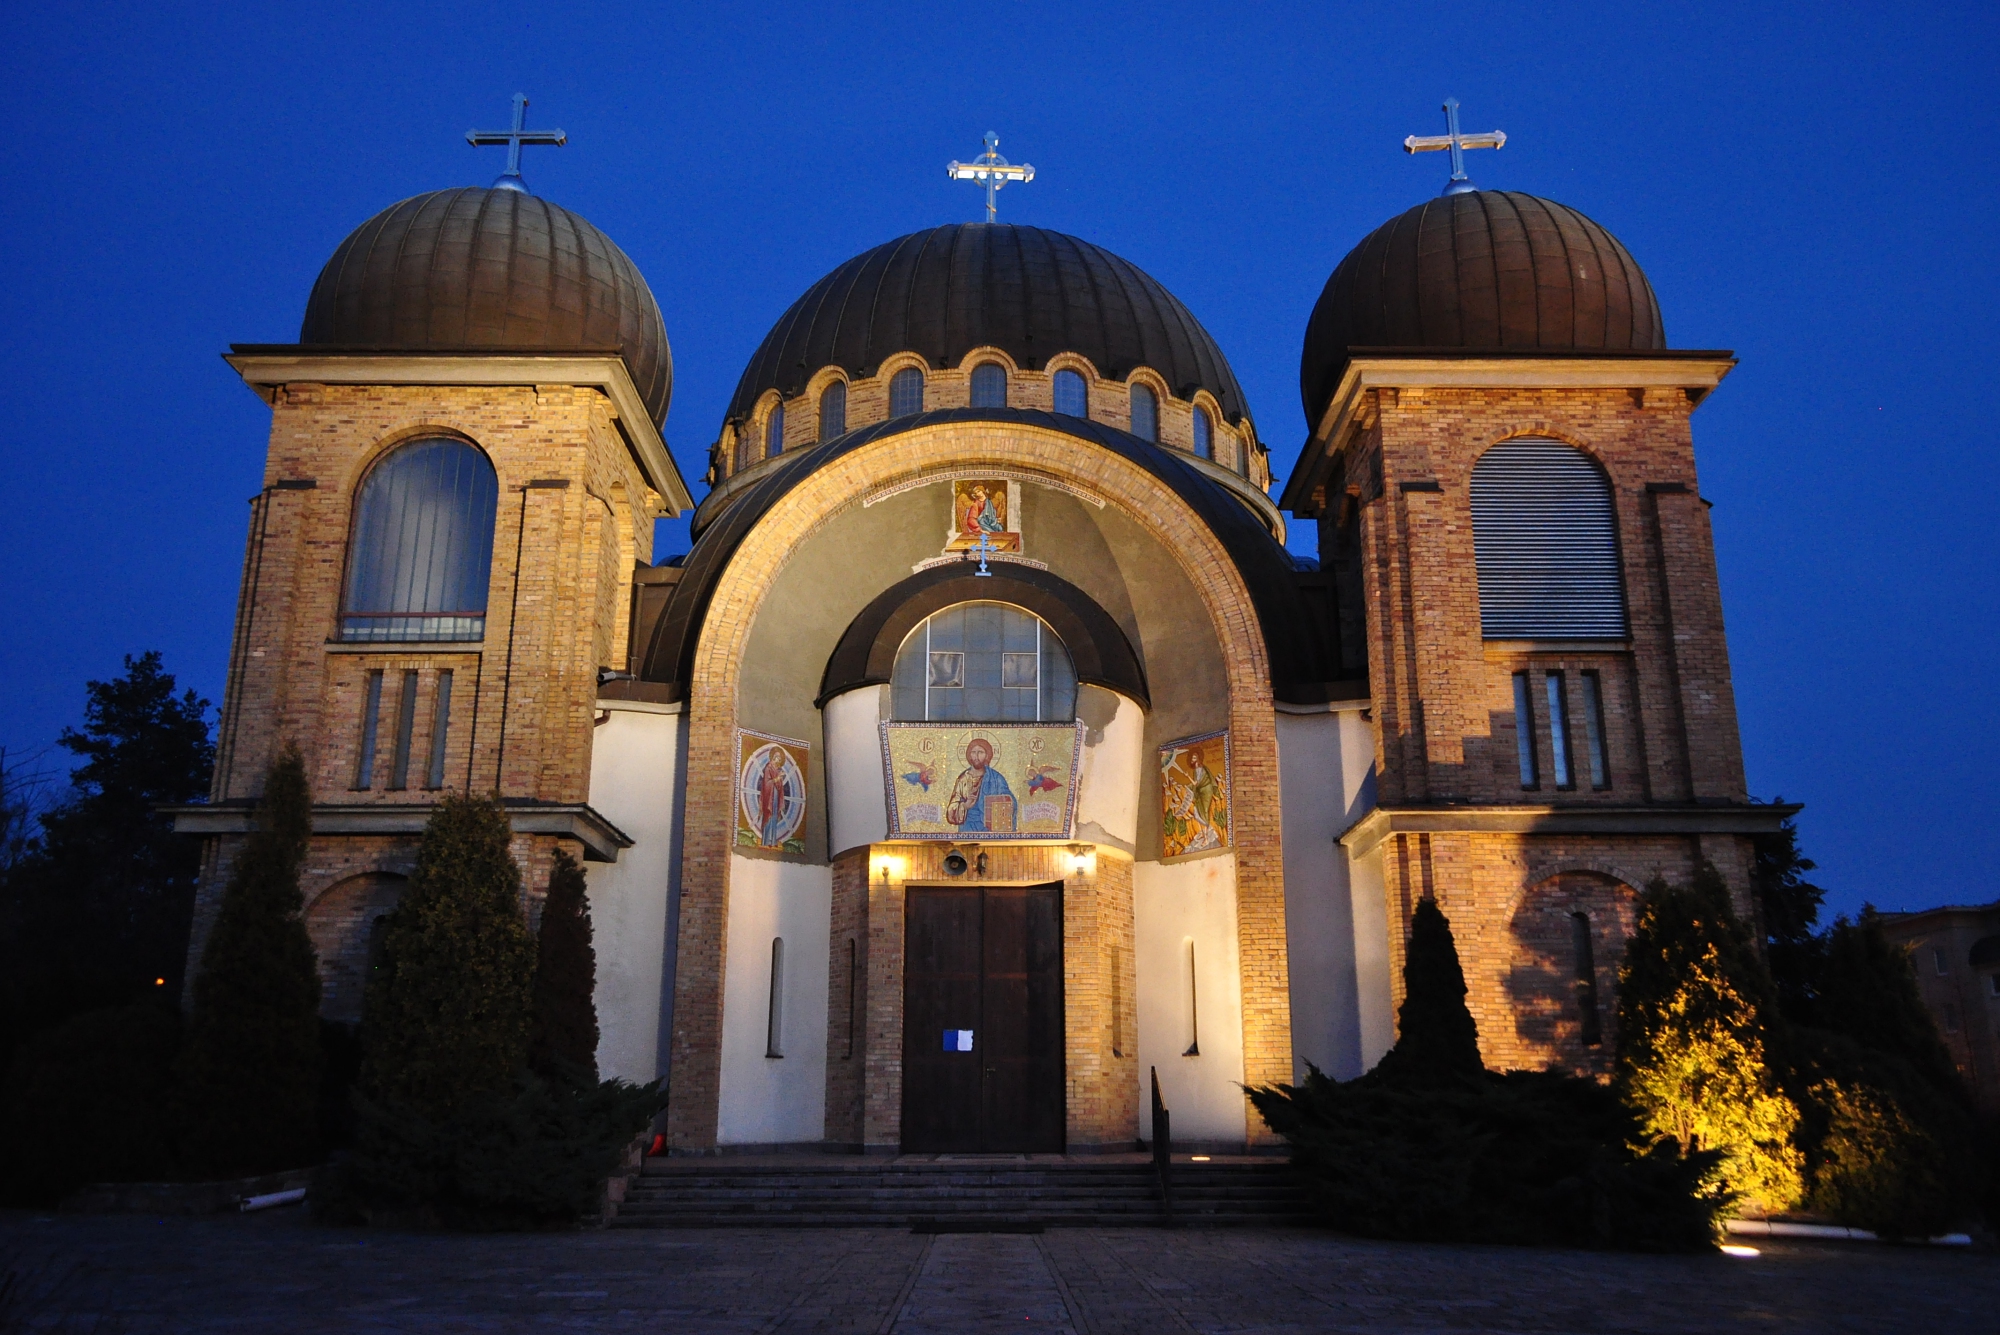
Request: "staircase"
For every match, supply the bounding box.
[608,1154,1310,1229]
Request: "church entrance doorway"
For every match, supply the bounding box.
[901,882,1065,1153]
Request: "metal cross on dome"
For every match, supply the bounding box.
[948,132,1035,223]
[1404,98,1505,196]
[467,94,566,194]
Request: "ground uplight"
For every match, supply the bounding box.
[1719,1244,1759,1258]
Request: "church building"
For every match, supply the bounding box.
[179,114,1788,1154]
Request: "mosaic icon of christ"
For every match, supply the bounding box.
[944,736,1016,833]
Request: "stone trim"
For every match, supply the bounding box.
[165,800,634,862]
[1339,802,1800,860]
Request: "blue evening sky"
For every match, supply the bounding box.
[1,1,1993,920]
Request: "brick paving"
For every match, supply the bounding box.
[2,1208,1994,1333]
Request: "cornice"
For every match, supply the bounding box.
[223,347,694,515]
[165,799,635,863]
[1337,801,1799,860]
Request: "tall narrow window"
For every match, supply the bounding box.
[1579,670,1610,790]
[970,362,1007,408]
[341,438,498,643]
[1129,384,1158,442]
[818,380,846,441]
[1111,943,1124,1058]
[389,669,420,790]
[764,402,785,459]
[1545,672,1574,790]
[844,937,858,1059]
[1053,368,1088,418]
[1470,439,1627,639]
[353,670,384,790]
[1192,406,1213,459]
[426,669,454,789]
[1512,671,1539,790]
[1236,437,1251,479]
[765,937,785,1058]
[890,367,925,417]
[1571,912,1602,1046]
[1935,947,1949,976]
[1183,938,1200,1056]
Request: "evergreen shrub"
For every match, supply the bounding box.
[171,744,323,1177]
[1249,898,1719,1251]
[327,797,656,1228]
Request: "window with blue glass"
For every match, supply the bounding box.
[765,401,785,458]
[1192,406,1212,459]
[970,362,1007,409]
[340,438,498,643]
[1129,384,1158,442]
[890,367,925,417]
[819,380,846,442]
[1053,368,1088,418]
[890,602,1077,722]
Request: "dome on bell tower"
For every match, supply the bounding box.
[300,186,672,428]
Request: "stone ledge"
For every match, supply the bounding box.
[1338,801,1802,859]
[165,800,635,862]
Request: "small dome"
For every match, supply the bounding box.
[1300,191,1664,428]
[726,223,1249,427]
[301,187,672,427]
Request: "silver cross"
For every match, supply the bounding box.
[467,94,566,194]
[1404,98,1505,196]
[948,132,1035,223]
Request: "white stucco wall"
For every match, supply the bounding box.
[1349,844,1394,1069]
[582,702,685,1086]
[717,854,831,1146]
[1273,704,1381,1081]
[1133,854,1246,1146]
[1074,686,1143,851]
[824,685,889,857]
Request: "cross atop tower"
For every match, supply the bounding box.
[1404,98,1505,197]
[467,94,566,195]
[948,132,1035,223]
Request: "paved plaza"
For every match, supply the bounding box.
[2,1208,1995,1333]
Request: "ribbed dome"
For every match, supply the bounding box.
[301,187,672,428]
[1300,191,1664,428]
[726,223,1250,427]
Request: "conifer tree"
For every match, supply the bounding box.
[360,793,534,1121]
[1617,866,1803,1214]
[529,847,599,1086]
[1372,897,1484,1086]
[172,744,322,1176]
[1815,908,1961,1097]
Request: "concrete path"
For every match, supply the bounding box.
[3,1207,1995,1333]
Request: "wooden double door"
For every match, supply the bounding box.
[901,882,1065,1153]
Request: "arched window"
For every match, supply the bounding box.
[890,602,1077,722]
[970,362,1007,409]
[1192,406,1213,459]
[1129,384,1158,442]
[890,367,926,417]
[1053,368,1088,418]
[819,380,846,442]
[341,438,497,643]
[764,401,786,459]
[1470,439,1627,639]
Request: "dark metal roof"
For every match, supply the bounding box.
[300,187,672,428]
[637,408,1359,707]
[1299,191,1665,428]
[724,224,1251,428]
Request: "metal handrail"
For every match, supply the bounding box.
[1150,1065,1175,1224]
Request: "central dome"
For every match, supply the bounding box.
[725,223,1250,427]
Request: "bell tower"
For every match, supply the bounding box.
[1284,179,1794,1075]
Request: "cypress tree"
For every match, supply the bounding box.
[1372,897,1484,1086]
[529,847,599,1086]
[172,744,322,1176]
[360,793,534,1121]
[1617,866,1803,1214]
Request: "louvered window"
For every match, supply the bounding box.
[1470,440,1627,639]
[340,438,497,643]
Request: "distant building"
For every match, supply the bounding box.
[1879,904,2000,1112]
